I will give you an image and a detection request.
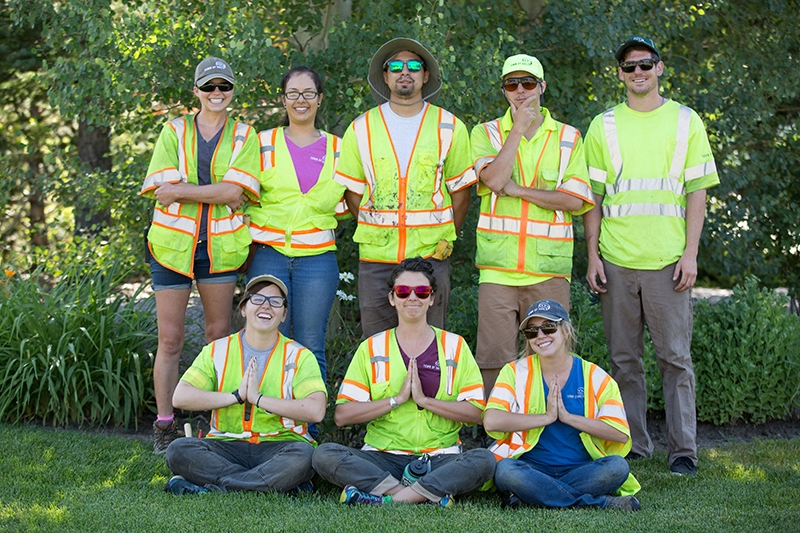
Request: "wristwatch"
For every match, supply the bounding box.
[389,396,399,410]
[232,390,244,404]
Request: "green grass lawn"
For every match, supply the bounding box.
[1,424,798,533]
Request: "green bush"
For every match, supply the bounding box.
[693,276,800,424]
[0,258,156,428]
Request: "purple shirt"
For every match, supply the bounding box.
[285,134,326,194]
[400,337,441,404]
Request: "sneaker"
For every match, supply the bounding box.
[502,492,523,509]
[164,475,208,495]
[605,495,641,511]
[437,494,455,508]
[625,452,646,461]
[153,420,184,455]
[340,485,390,505]
[292,481,315,494]
[670,457,697,476]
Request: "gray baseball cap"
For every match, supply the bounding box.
[194,57,235,86]
[519,299,570,330]
[367,38,441,105]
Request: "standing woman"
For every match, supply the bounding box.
[483,300,642,510]
[246,66,347,383]
[140,57,261,454]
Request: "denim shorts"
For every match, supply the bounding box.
[150,243,239,291]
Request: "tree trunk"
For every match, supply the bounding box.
[74,120,112,235]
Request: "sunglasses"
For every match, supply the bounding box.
[284,90,320,100]
[197,82,234,93]
[521,321,559,339]
[502,77,540,92]
[384,59,424,73]
[248,293,286,308]
[619,59,659,73]
[392,285,433,299]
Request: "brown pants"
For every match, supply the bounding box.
[475,278,570,370]
[600,259,697,465]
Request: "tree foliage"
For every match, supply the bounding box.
[3,0,798,300]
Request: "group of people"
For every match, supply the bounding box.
[141,34,719,510]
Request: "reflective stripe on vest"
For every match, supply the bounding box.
[352,106,455,223]
[476,215,573,240]
[601,105,692,219]
[152,118,251,232]
[367,329,461,396]
[488,358,533,460]
[481,121,577,220]
[488,358,621,459]
[207,336,312,443]
[255,128,339,248]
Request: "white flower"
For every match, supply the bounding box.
[339,271,355,283]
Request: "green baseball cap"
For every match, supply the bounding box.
[615,36,660,62]
[501,54,544,81]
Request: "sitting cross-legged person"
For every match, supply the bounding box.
[164,274,326,494]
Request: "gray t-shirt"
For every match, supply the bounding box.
[196,122,223,242]
[241,332,275,379]
[380,102,425,177]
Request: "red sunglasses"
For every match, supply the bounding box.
[392,285,433,299]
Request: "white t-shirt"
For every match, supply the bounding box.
[380,102,425,177]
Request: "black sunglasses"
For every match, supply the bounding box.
[521,322,559,339]
[619,59,658,73]
[197,82,234,93]
[502,77,540,92]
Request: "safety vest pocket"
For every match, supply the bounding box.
[353,223,392,246]
[308,213,338,231]
[148,223,193,252]
[538,169,559,190]
[475,231,515,269]
[530,239,573,276]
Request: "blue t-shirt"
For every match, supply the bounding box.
[519,356,592,468]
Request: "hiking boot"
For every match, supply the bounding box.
[625,452,646,461]
[340,485,391,505]
[605,495,641,511]
[164,475,208,495]
[670,457,697,476]
[153,420,184,455]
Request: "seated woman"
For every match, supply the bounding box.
[164,275,326,494]
[483,299,641,510]
[312,258,495,506]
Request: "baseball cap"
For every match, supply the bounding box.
[501,54,545,81]
[367,38,441,105]
[615,36,660,62]
[519,299,570,331]
[245,274,288,300]
[194,57,235,87]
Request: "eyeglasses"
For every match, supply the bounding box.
[392,285,433,299]
[619,59,659,73]
[197,82,234,93]
[284,90,320,100]
[521,322,559,339]
[248,293,286,308]
[384,59,424,73]
[502,77,540,92]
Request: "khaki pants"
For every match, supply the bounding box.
[475,278,570,370]
[600,259,697,465]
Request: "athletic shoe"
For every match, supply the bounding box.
[625,452,647,461]
[340,485,391,505]
[292,481,315,494]
[605,495,641,511]
[153,420,184,455]
[438,494,455,508]
[670,457,698,476]
[164,475,208,495]
[502,492,523,509]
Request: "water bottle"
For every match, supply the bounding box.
[401,454,431,486]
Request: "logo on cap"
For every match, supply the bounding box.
[535,301,552,311]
